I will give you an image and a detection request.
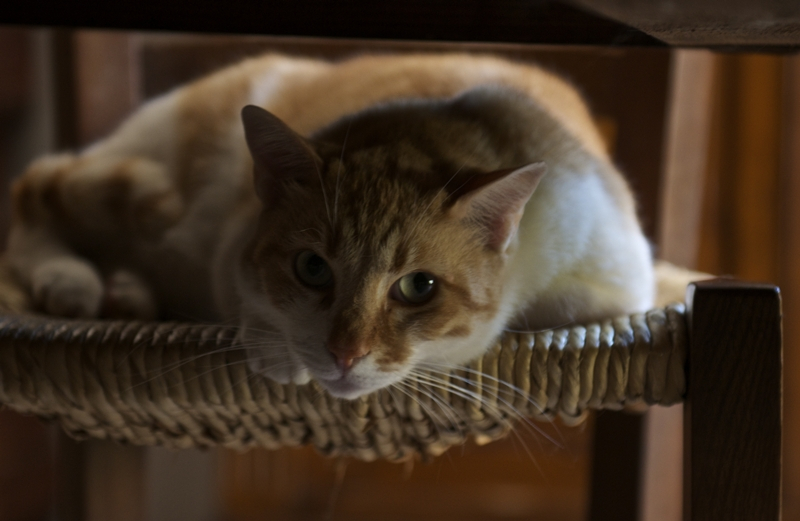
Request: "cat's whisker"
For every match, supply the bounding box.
[116,333,288,374]
[418,157,471,222]
[420,362,544,408]
[416,366,566,450]
[408,375,547,453]
[410,371,507,416]
[389,383,456,442]
[130,356,280,390]
[404,372,531,445]
[412,385,467,434]
[419,363,530,398]
[407,370,501,418]
[416,367,566,452]
[130,357,298,393]
[333,119,352,226]
[126,345,293,389]
[444,172,479,201]
[235,325,284,337]
[409,369,562,449]
[419,362,554,424]
[110,319,254,370]
[313,156,333,228]
[395,378,464,431]
[503,420,546,474]
[391,382,456,439]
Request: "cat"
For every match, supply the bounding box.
[5,53,654,399]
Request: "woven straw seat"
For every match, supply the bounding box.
[0,261,698,461]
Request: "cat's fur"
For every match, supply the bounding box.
[6,53,653,399]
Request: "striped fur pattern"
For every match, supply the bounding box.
[6,53,653,398]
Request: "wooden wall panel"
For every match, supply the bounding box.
[698,55,783,280]
[0,28,56,521]
[0,29,30,113]
[73,31,141,144]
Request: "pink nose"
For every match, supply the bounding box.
[327,342,370,372]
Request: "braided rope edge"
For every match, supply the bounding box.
[0,304,686,461]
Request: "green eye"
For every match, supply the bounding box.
[294,251,333,288]
[392,271,436,304]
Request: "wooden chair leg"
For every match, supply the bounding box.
[588,407,684,521]
[54,432,86,521]
[588,410,645,521]
[684,280,782,521]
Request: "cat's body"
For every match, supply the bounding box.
[6,53,653,398]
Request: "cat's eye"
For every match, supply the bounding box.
[391,271,436,304]
[294,250,333,288]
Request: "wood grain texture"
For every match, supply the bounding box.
[572,0,800,47]
[658,50,716,269]
[698,55,783,281]
[685,279,782,521]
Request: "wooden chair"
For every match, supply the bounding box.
[0,4,785,520]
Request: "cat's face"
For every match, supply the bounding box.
[238,104,544,398]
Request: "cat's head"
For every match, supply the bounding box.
[238,101,545,399]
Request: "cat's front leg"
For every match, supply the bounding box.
[7,224,104,318]
[31,256,104,318]
[8,226,159,319]
[33,265,158,320]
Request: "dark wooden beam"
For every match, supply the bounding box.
[0,0,661,46]
[588,411,644,521]
[684,280,782,521]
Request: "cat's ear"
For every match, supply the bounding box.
[241,105,321,205]
[449,162,546,252]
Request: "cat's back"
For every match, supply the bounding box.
[166,52,606,156]
[253,54,605,156]
[94,52,606,199]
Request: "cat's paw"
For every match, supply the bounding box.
[31,258,104,318]
[246,346,311,385]
[102,269,158,320]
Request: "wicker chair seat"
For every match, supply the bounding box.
[0,261,697,461]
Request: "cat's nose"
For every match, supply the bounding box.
[326,342,370,372]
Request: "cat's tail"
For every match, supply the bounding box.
[11,152,184,240]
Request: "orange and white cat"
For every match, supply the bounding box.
[6,53,653,398]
